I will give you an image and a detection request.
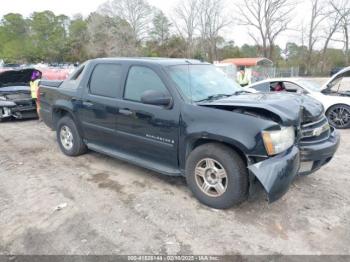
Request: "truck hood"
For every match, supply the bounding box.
[321,66,350,92]
[0,68,39,88]
[0,86,30,94]
[197,92,324,125]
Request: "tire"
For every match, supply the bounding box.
[56,116,87,156]
[186,143,248,209]
[326,104,350,129]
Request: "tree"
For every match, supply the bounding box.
[65,14,88,62]
[86,13,138,58]
[319,6,344,72]
[151,10,171,46]
[172,0,200,58]
[29,11,69,62]
[0,13,28,62]
[330,0,350,64]
[197,0,230,62]
[240,44,260,58]
[166,36,188,57]
[98,0,152,42]
[237,0,296,59]
[305,0,327,75]
[217,41,241,60]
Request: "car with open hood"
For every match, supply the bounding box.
[248,67,350,129]
[38,58,339,209]
[0,68,40,121]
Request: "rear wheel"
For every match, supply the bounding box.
[326,104,350,129]
[56,116,87,156]
[186,143,248,209]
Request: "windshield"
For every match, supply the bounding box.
[296,79,322,92]
[166,64,242,102]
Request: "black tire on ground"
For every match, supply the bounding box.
[185,143,248,209]
[326,104,350,129]
[56,116,87,156]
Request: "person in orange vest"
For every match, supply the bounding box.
[236,66,250,87]
[30,70,42,120]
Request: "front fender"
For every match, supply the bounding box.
[179,104,279,170]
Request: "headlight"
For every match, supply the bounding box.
[262,126,295,156]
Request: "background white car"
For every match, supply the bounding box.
[248,67,350,129]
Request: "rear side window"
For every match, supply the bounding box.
[124,66,168,102]
[90,64,122,98]
[70,65,85,80]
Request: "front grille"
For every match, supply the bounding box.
[300,116,331,144]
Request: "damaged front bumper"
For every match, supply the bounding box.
[0,100,37,120]
[247,128,340,203]
[248,146,300,202]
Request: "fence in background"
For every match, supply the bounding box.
[250,66,299,83]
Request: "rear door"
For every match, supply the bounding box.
[77,63,124,148]
[115,64,180,169]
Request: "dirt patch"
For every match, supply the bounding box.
[0,120,350,255]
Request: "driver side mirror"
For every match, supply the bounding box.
[141,90,172,107]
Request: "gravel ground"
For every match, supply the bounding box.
[0,119,349,255]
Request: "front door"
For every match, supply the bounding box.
[116,65,180,169]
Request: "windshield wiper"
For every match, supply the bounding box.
[196,93,234,102]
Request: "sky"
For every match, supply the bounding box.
[0,0,172,18]
[0,0,343,50]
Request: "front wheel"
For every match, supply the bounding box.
[56,116,87,156]
[186,143,248,209]
[326,104,350,129]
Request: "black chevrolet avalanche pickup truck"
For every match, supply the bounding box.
[39,58,340,209]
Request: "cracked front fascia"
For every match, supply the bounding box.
[248,146,300,202]
[0,101,18,119]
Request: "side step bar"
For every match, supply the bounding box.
[86,142,182,176]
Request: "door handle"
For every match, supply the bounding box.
[82,101,94,107]
[119,108,133,116]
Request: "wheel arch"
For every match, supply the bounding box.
[186,138,248,167]
[325,103,350,114]
[52,106,85,137]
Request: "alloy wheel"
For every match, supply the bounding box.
[194,158,228,197]
[60,125,74,150]
[328,106,350,128]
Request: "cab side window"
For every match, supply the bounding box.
[124,66,169,102]
[252,82,270,92]
[284,82,302,93]
[89,64,122,98]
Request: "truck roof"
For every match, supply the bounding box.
[90,57,210,66]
